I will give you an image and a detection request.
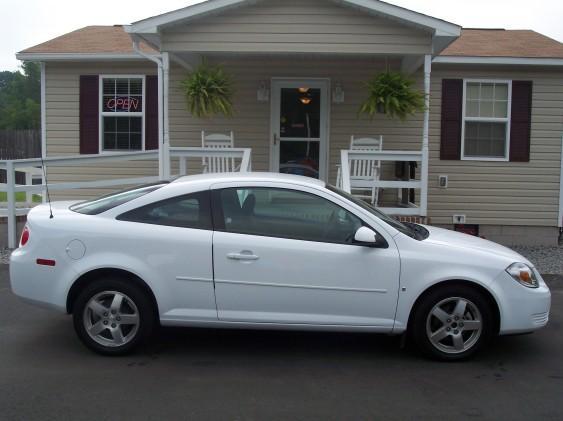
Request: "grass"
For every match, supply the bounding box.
[0,192,43,203]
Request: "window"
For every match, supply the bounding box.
[71,182,168,215]
[214,187,363,244]
[101,76,145,152]
[117,191,212,230]
[462,80,511,160]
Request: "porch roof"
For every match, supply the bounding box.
[17,25,563,65]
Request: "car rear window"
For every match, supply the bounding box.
[70,182,169,215]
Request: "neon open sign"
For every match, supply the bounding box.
[104,96,141,112]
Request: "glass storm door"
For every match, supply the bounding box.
[271,80,329,180]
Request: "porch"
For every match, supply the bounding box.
[151,53,432,219]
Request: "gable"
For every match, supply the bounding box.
[159,0,433,55]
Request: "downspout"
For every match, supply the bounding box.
[131,37,166,179]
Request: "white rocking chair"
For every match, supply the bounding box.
[336,135,383,205]
[201,131,237,173]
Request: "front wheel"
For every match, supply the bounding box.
[410,285,495,361]
[72,277,156,355]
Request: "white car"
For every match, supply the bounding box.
[10,173,551,360]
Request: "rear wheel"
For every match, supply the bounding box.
[72,277,155,355]
[410,285,494,361]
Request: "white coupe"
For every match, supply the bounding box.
[10,173,551,360]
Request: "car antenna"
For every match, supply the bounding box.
[40,155,54,219]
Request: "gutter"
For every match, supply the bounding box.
[15,53,149,61]
[433,56,563,66]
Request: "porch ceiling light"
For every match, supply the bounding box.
[299,95,312,105]
[298,87,310,93]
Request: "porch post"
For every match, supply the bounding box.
[421,54,432,218]
[162,52,171,179]
[157,65,165,179]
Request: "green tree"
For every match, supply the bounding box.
[0,62,41,129]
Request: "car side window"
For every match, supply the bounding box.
[117,191,212,230]
[214,187,363,244]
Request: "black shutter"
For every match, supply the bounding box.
[79,75,99,154]
[145,75,159,150]
[440,79,463,160]
[509,81,533,162]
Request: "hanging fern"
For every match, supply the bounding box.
[181,62,234,118]
[359,71,426,121]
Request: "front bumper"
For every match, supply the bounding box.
[492,269,551,335]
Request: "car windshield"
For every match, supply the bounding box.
[70,182,169,215]
[326,184,417,239]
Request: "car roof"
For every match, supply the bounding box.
[171,172,326,188]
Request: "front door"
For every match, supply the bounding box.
[271,80,329,181]
[211,184,401,328]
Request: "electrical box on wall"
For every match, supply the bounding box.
[438,175,448,188]
[453,214,466,224]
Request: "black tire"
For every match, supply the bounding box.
[72,276,156,356]
[409,284,495,361]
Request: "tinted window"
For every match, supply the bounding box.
[117,191,212,230]
[215,188,362,244]
[70,182,168,215]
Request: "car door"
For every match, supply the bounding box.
[211,184,401,328]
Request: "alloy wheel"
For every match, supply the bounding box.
[82,291,140,348]
[425,297,483,355]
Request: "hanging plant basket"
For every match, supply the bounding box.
[181,62,234,118]
[359,71,426,121]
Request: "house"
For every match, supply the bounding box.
[15,0,563,246]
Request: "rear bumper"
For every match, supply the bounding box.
[10,247,70,313]
[493,270,551,335]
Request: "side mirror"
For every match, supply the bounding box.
[354,226,388,248]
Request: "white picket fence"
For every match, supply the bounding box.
[0,147,252,248]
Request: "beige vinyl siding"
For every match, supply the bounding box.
[45,62,159,199]
[44,59,563,229]
[168,56,424,191]
[161,0,432,55]
[428,65,563,227]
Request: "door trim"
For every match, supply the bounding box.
[269,78,331,181]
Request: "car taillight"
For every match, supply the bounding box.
[20,225,30,247]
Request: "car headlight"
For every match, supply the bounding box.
[506,263,539,288]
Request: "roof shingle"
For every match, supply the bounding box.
[19,26,155,55]
[18,26,563,60]
[441,29,563,59]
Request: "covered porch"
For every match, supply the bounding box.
[125,0,459,218]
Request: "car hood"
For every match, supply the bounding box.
[421,225,533,267]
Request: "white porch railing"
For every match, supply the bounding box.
[340,149,426,216]
[0,147,252,248]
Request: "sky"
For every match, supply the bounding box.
[1,0,562,71]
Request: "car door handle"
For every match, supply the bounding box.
[227,251,260,261]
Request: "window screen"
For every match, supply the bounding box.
[463,81,510,159]
[101,77,144,151]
